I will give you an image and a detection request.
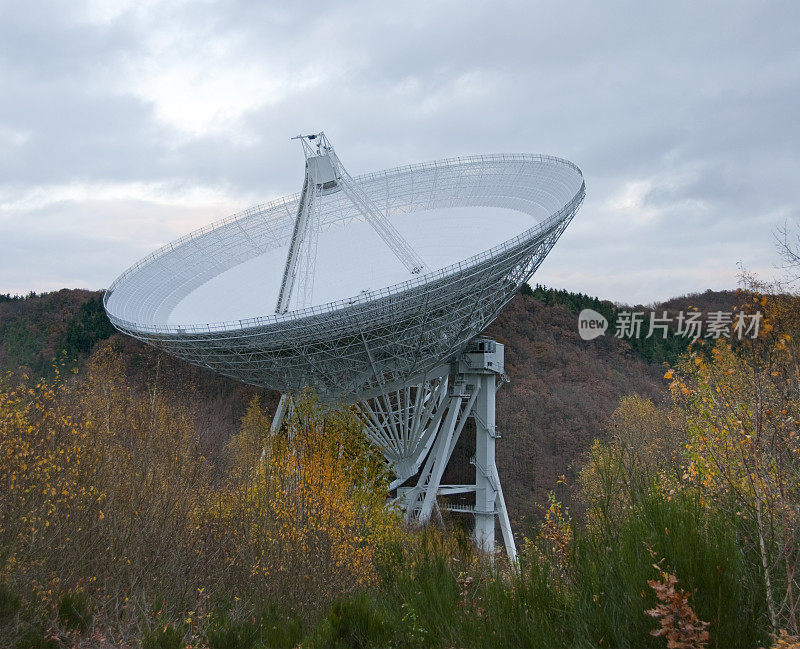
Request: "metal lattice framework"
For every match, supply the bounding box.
[104,152,585,401]
[104,140,585,559]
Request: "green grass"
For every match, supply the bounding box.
[57,589,92,634]
[204,607,303,649]
[308,491,771,649]
[570,490,767,649]
[142,623,185,649]
[309,594,395,649]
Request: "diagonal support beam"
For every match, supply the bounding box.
[330,150,429,276]
[275,176,316,313]
[493,464,517,562]
[413,393,462,523]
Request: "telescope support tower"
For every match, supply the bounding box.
[270,337,517,561]
[105,132,585,565]
[394,337,516,561]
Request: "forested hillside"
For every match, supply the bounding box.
[0,290,275,468]
[487,291,666,525]
[0,284,728,528]
[0,290,113,376]
[2,284,796,649]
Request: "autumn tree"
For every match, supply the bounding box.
[669,290,800,635]
[214,392,399,614]
[0,344,212,645]
[578,395,682,532]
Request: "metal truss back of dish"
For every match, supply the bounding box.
[104,153,585,402]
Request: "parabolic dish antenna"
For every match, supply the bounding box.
[104,133,585,559]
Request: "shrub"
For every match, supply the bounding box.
[255,607,303,649]
[311,594,394,649]
[646,562,710,649]
[373,529,477,648]
[205,613,259,649]
[214,391,399,614]
[571,490,766,649]
[477,552,570,649]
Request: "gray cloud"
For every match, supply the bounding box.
[1,0,798,302]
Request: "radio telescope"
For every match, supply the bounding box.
[104,133,585,560]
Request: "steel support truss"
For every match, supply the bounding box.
[270,336,517,561]
[389,337,515,560]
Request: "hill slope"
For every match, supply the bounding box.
[0,290,275,469]
[488,294,665,528]
[2,286,737,529]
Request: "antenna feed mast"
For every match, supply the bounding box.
[281,130,429,308]
[292,131,333,159]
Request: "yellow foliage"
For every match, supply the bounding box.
[536,491,572,580]
[1,346,210,614]
[1,349,405,621]
[578,396,683,532]
[210,390,401,612]
[668,291,800,635]
[674,341,800,511]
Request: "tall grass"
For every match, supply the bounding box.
[309,492,768,649]
[571,490,766,648]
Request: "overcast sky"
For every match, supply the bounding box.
[1,0,798,304]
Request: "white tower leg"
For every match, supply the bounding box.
[473,372,498,551]
[270,393,291,433]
